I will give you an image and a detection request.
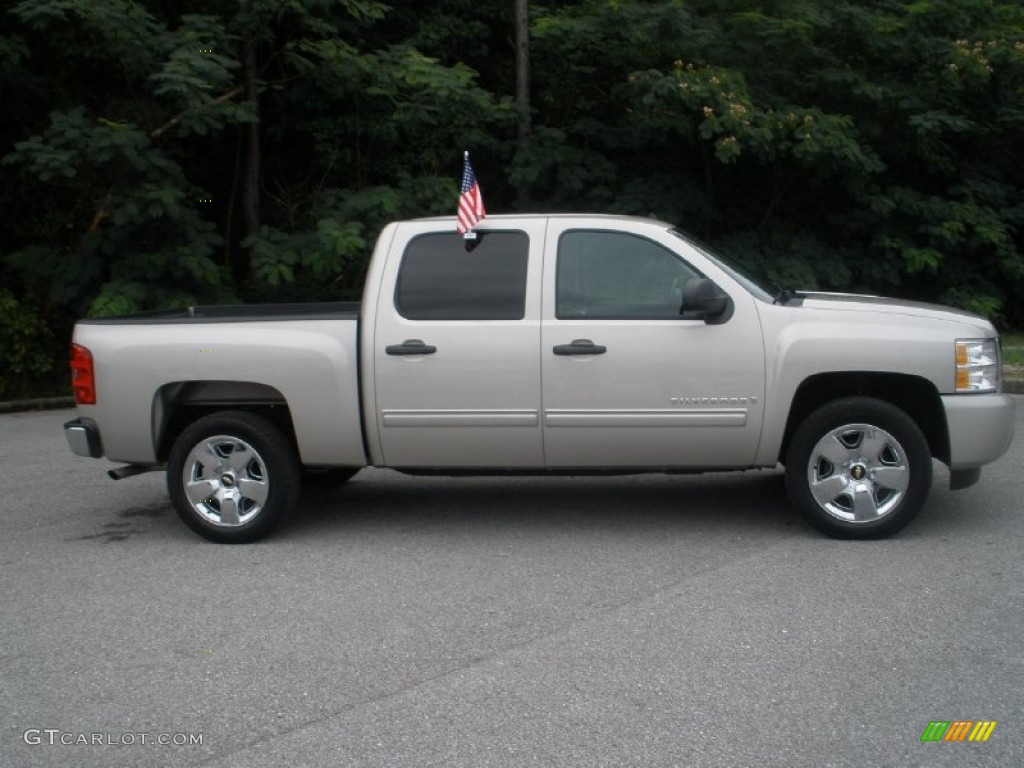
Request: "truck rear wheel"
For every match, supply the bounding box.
[167,411,300,543]
[784,397,932,539]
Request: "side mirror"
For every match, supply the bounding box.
[681,278,733,325]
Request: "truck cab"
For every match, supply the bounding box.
[364,216,765,471]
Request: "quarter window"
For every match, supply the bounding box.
[396,232,529,320]
[556,230,701,319]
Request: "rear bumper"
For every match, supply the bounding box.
[64,418,103,458]
[941,393,1015,470]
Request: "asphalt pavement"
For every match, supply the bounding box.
[1,405,1022,768]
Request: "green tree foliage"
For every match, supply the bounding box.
[524,0,1024,314]
[1,0,1023,398]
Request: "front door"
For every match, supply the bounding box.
[541,223,765,468]
[373,221,546,468]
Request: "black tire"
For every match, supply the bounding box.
[784,397,932,539]
[301,467,360,488]
[167,410,300,543]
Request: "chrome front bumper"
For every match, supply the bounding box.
[64,418,103,458]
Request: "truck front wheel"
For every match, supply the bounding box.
[167,411,300,543]
[784,397,932,539]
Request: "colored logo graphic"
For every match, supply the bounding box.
[921,721,997,742]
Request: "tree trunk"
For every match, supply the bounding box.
[515,0,531,206]
[242,40,261,257]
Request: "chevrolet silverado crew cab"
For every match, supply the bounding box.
[64,214,1015,543]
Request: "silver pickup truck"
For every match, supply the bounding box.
[64,214,1015,542]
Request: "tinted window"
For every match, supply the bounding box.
[396,232,529,320]
[557,231,701,319]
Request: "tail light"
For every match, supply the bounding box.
[70,344,96,404]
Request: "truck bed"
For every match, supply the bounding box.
[77,302,361,324]
[71,303,365,467]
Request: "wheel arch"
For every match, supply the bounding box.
[779,372,949,465]
[154,381,297,463]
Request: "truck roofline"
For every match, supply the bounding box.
[406,213,675,228]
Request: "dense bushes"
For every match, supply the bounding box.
[0,287,65,400]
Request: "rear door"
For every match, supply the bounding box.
[372,220,546,467]
[540,221,765,468]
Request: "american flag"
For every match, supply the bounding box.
[456,151,486,235]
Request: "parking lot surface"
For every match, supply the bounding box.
[2,405,1022,767]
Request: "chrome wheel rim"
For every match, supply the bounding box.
[806,423,910,523]
[182,435,269,527]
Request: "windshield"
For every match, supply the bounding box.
[668,228,775,303]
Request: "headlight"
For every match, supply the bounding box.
[955,338,1000,393]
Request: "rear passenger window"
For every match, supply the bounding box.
[395,232,529,320]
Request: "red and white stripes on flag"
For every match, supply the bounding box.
[456,151,486,235]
